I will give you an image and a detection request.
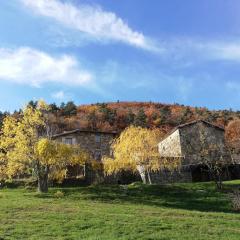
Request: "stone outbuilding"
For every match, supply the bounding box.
[155,120,240,183]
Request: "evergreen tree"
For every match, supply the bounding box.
[99,104,116,126]
[49,103,60,113]
[159,106,171,124]
[134,108,147,127]
[126,109,135,125]
[60,101,77,116]
[27,100,38,109]
[87,111,97,130]
[60,102,65,110]
[180,106,193,123]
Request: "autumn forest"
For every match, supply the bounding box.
[1,101,238,135]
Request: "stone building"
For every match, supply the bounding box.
[155,120,240,183]
[53,129,117,182]
[52,120,240,185]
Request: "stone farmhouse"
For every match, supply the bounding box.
[157,120,240,182]
[53,129,117,183]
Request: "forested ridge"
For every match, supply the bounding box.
[1,101,239,134]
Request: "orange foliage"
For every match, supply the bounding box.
[225,120,240,144]
[41,101,239,134]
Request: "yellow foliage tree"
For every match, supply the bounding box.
[103,126,179,184]
[0,101,90,192]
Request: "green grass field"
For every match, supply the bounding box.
[0,181,240,240]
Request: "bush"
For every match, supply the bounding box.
[54,190,64,198]
[230,190,240,212]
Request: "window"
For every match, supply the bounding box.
[94,150,102,161]
[64,137,73,145]
[95,134,101,143]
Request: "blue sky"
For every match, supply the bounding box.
[1,0,240,111]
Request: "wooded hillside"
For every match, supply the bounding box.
[1,101,239,134]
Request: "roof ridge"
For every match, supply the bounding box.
[159,119,224,143]
[178,119,224,130]
[52,129,117,138]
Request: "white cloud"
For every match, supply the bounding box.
[21,0,159,52]
[160,39,240,62]
[0,47,93,87]
[207,42,240,61]
[51,90,65,100]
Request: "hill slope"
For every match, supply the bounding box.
[1,101,239,134]
[60,101,240,133]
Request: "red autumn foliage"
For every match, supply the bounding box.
[53,101,239,135]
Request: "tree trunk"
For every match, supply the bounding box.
[147,169,152,185]
[38,173,48,193]
[216,175,223,190]
[214,173,223,190]
[137,165,147,184]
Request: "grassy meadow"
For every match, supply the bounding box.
[0,181,240,240]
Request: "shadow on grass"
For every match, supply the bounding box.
[31,181,240,213]
[34,192,53,199]
[48,181,240,214]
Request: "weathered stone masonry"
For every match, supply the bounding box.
[53,129,116,159]
[53,129,117,182]
[155,120,236,183]
[53,120,240,184]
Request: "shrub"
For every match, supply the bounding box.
[54,190,64,198]
[230,190,240,212]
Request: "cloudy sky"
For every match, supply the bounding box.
[1,0,240,111]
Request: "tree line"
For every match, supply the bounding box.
[1,100,240,135]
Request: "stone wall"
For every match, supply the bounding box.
[158,121,230,167]
[56,131,115,159]
[156,121,233,183]
[158,129,182,157]
[179,122,228,165]
[55,131,116,184]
